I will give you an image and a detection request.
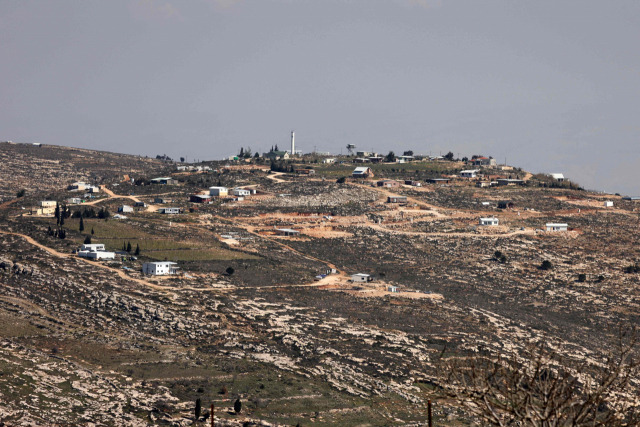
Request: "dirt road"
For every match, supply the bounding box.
[0,198,18,210]
[81,186,141,206]
[265,172,286,183]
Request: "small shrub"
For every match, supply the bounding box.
[577,273,586,282]
[540,260,553,271]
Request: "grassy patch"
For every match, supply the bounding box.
[146,248,258,261]
[0,312,47,338]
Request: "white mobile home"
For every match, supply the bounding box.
[159,207,181,214]
[460,170,479,178]
[118,205,134,213]
[350,273,372,283]
[479,217,499,226]
[546,223,568,232]
[142,261,179,275]
[604,201,613,208]
[232,188,251,197]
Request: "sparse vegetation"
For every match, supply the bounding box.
[1,143,640,426]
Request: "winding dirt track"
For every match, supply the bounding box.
[265,172,286,183]
[0,198,18,210]
[80,186,141,206]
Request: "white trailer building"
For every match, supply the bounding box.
[479,217,499,226]
[460,170,479,178]
[546,223,568,232]
[232,188,251,197]
[350,273,372,282]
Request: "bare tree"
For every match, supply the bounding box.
[441,328,639,426]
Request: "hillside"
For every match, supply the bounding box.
[0,142,638,426]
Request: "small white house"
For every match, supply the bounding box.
[275,228,300,236]
[479,217,499,226]
[232,188,251,197]
[77,243,114,260]
[142,261,179,275]
[546,223,568,232]
[604,201,613,208]
[77,250,115,260]
[118,205,134,213]
[350,273,372,282]
[460,170,479,178]
[40,200,57,208]
[387,285,399,293]
[209,186,229,197]
[323,158,336,164]
[550,173,565,182]
[67,197,82,204]
[352,167,374,178]
[80,243,106,252]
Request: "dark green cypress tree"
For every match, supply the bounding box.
[79,216,85,232]
[195,398,201,420]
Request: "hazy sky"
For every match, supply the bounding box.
[2,1,639,195]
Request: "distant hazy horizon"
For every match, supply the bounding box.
[2,1,639,195]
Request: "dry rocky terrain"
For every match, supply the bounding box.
[0,143,639,425]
